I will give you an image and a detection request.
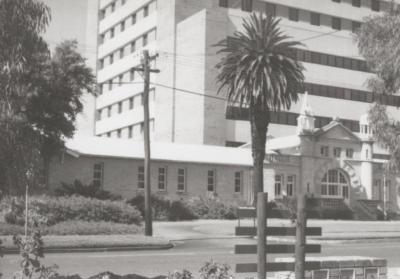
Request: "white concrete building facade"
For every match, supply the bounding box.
[95,0,400,153]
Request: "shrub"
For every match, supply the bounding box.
[169,200,197,221]
[185,197,238,219]
[127,194,197,221]
[199,260,231,279]
[168,270,193,279]
[43,221,142,235]
[55,180,121,200]
[127,194,171,221]
[1,195,142,226]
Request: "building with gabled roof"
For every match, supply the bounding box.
[49,96,399,219]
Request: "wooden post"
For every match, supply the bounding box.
[143,50,152,236]
[257,192,267,279]
[132,51,159,237]
[295,193,307,279]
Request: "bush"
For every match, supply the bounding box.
[0,221,142,235]
[185,197,238,219]
[127,194,197,221]
[199,260,231,279]
[55,180,121,200]
[1,195,142,226]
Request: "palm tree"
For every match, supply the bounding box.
[215,13,304,203]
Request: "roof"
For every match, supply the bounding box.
[65,136,253,167]
[265,135,301,151]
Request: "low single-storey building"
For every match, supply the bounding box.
[48,94,400,218]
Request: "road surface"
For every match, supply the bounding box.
[1,238,400,278]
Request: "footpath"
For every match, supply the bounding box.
[2,219,400,254]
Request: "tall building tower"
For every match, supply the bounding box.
[95,0,400,150]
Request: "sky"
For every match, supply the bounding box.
[42,0,99,136]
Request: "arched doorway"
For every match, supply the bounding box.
[321,169,349,200]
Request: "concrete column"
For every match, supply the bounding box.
[360,140,373,199]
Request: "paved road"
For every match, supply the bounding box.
[2,220,400,278]
[2,238,400,278]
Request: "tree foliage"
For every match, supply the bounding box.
[0,0,95,194]
[215,13,304,200]
[356,6,400,172]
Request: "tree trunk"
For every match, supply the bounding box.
[249,104,269,205]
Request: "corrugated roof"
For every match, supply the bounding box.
[65,136,253,167]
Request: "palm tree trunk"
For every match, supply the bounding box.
[249,104,269,205]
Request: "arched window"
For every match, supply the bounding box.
[321,169,349,198]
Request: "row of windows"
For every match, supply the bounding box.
[99,29,156,70]
[99,119,155,139]
[304,83,400,107]
[96,88,155,121]
[274,174,296,196]
[332,0,380,11]
[320,145,354,158]
[226,106,361,133]
[137,167,243,193]
[219,0,364,33]
[373,178,392,201]
[99,0,156,27]
[294,48,369,73]
[219,0,381,14]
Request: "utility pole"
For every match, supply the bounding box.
[132,50,159,236]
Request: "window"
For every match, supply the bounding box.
[352,0,361,7]
[346,148,354,158]
[110,53,114,65]
[100,9,106,20]
[110,2,115,12]
[107,106,112,117]
[332,17,341,30]
[371,0,380,11]
[129,97,134,109]
[143,5,149,17]
[96,109,102,121]
[131,41,136,53]
[310,13,320,26]
[219,0,228,8]
[234,171,242,193]
[99,34,105,45]
[120,21,125,32]
[143,34,148,46]
[132,13,137,25]
[321,169,348,197]
[332,0,340,2]
[320,146,329,157]
[119,48,124,59]
[118,102,122,113]
[287,175,295,196]
[265,3,276,17]
[110,27,115,38]
[93,163,104,188]
[241,0,252,12]
[177,168,186,192]
[121,0,126,5]
[117,129,121,138]
[118,75,123,86]
[289,8,299,21]
[373,179,382,200]
[128,126,133,138]
[107,132,111,137]
[138,166,144,189]
[158,167,167,191]
[99,59,104,70]
[207,170,215,192]
[333,147,341,158]
[130,69,135,81]
[275,174,282,196]
[140,122,144,134]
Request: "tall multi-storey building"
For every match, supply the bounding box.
[95,0,400,148]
